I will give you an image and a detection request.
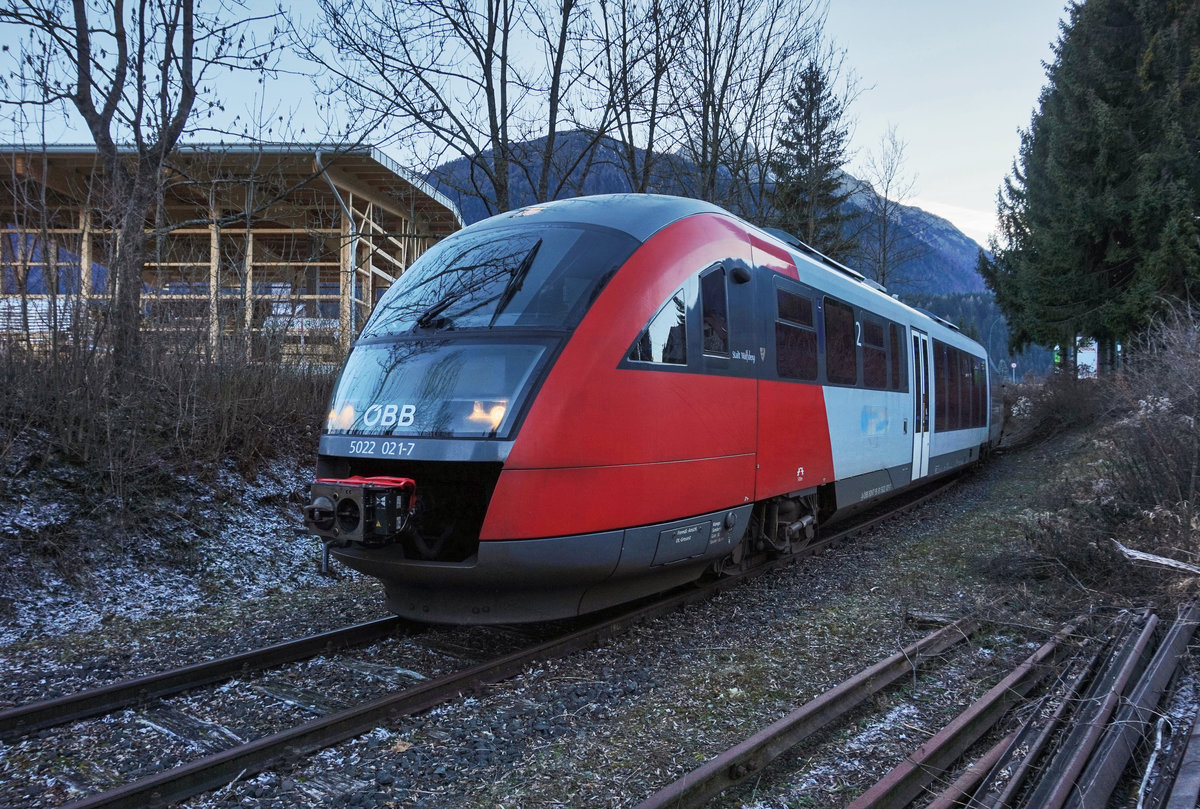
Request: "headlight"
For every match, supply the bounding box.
[466,399,508,432]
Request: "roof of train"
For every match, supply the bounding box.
[471,193,722,241]
[471,194,986,357]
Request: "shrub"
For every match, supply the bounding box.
[1002,371,1107,447]
[0,326,339,559]
[1094,310,1200,561]
[1020,307,1200,598]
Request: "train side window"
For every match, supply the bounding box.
[965,354,985,428]
[930,340,988,431]
[777,287,813,327]
[948,347,962,430]
[862,318,886,389]
[948,346,960,428]
[960,352,970,427]
[975,358,988,427]
[889,323,906,391]
[776,287,817,381]
[700,266,729,356]
[777,323,818,380]
[628,289,687,365]
[934,341,949,430]
[824,297,857,385]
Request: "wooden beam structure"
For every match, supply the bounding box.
[0,144,463,361]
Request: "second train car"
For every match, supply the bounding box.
[304,194,990,623]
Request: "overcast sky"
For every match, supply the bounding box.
[824,1,1069,246]
[1,1,1068,248]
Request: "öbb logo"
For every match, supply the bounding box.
[362,403,417,428]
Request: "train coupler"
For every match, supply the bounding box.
[305,475,417,547]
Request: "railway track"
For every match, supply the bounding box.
[635,601,1200,809]
[2,477,962,809]
[0,616,411,741]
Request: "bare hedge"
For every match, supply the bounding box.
[1021,307,1200,598]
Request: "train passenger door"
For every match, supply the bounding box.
[911,330,931,480]
[698,258,758,466]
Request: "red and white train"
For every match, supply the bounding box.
[304,194,991,623]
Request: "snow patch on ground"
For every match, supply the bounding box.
[780,702,924,800]
[0,453,351,646]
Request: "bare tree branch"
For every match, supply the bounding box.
[857,124,926,289]
[1112,538,1200,576]
[0,0,288,367]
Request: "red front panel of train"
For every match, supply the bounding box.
[482,214,758,540]
[480,454,756,539]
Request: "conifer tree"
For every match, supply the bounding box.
[769,54,856,261]
[981,0,1200,359]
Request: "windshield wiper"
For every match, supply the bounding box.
[415,296,458,330]
[488,239,542,328]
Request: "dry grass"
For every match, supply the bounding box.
[1019,307,1200,601]
[0,326,338,567]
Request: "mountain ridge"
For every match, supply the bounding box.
[428,131,988,295]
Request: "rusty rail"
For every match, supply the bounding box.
[1022,612,1159,809]
[1166,707,1200,809]
[973,633,1106,809]
[1068,600,1200,809]
[0,616,407,742]
[633,617,980,809]
[923,731,1018,809]
[45,477,964,809]
[846,619,1082,809]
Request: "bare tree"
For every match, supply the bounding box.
[309,0,837,223]
[667,0,823,214]
[857,125,925,289]
[311,0,604,217]
[594,0,694,193]
[0,0,284,368]
[518,0,598,201]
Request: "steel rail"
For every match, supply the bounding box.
[974,634,1106,809]
[1165,703,1200,809]
[52,563,811,809]
[845,618,1084,809]
[1068,600,1200,809]
[923,730,1018,809]
[631,617,981,809]
[0,616,407,742]
[52,476,964,809]
[1022,612,1160,809]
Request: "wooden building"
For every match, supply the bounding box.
[0,144,462,358]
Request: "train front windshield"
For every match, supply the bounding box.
[360,223,640,337]
[325,339,551,439]
[326,222,639,440]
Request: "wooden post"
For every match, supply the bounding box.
[79,209,92,303]
[243,230,254,359]
[339,207,353,353]
[209,213,220,353]
[406,196,415,270]
[46,240,58,346]
[16,226,31,345]
[362,204,374,320]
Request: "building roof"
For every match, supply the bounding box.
[0,142,464,235]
